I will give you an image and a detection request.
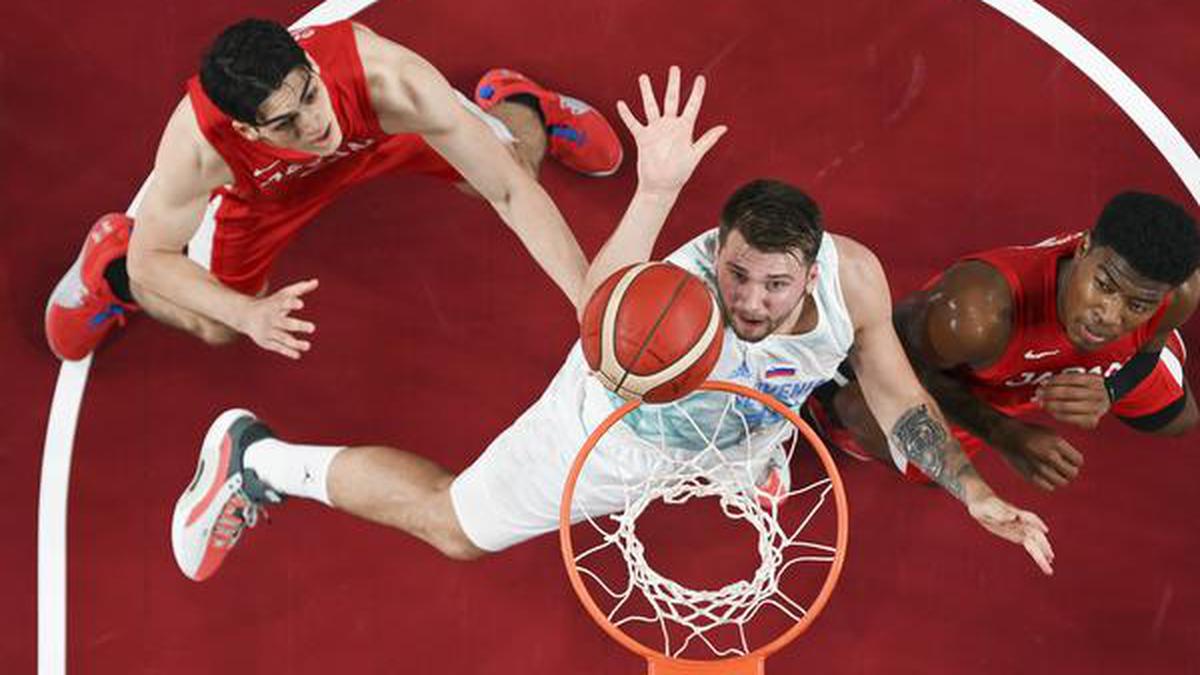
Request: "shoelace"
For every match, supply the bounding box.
[211,491,269,549]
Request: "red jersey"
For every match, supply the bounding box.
[186,21,396,207]
[181,20,460,294]
[956,232,1169,416]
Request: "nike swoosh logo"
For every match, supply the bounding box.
[253,160,282,177]
[1024,349,1060,360]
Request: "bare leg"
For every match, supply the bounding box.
[130,279,239,346]
[326,445,485,561]
[831,381,896,465]
[454,101,549,198]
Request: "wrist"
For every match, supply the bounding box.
[223,294,255,334]
[989,417,1028,450]
[635,184,682,204]
[959,473,994,505]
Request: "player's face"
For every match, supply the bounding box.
[1060,241,1170,351]
[715,229,817,342]
[244,66,343,156]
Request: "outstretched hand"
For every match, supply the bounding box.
[238,278,319,360]
[967,494,1055,575]
[616,66,728,196]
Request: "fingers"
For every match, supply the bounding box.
[616,99,643,133]
[1023,528,1055,576]
[638,73,661,121]
[681,74,707,120]
[1033,461,1071,490]
[1031,473,1056,491]
[694,124,729,158]
[278,278,320,299]
[1043,372,1105,388]
[284,317,316,334]
[269,331,311,360]
[663,65,681,117]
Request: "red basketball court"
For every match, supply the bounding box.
[3,0,1198,672]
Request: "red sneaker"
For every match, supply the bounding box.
[45,213,139,361]
[474,68,623,176]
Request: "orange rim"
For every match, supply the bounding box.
[558,380,850,669]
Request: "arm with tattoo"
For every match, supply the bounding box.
[891,265,1025,451]
[889,404,981,501]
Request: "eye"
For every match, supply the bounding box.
[1127,300,1152,313]
[1095,277,1114,293]
[304,89,317,104]
[767,280,789,292]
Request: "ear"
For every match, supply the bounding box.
[231,120,260,142]
[1076,232,1091,259]
[805,261,820,293]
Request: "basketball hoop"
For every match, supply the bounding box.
[559,381,849,674]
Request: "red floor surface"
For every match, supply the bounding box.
[4,0,1199,673]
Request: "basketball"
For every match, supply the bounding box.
[581,262,724,403]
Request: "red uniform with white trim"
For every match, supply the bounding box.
[186,20,461,294]
[907,232,1188,479]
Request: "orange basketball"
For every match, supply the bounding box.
[581,262,724,403]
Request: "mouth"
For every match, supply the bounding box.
[313,123,333,145]
[1077,322,1113,346]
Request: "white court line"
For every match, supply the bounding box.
[36,4,379,674]
[979,0,1200,205]
[36,1,1200,673]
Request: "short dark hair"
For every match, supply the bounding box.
[1091,191,1199,286]
[717,179,824,263]
[199,19,309,124]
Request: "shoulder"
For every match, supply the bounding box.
[830,234,891,327]
[351,22,453,132]
[831,234,886,296]
[156,97,230,192]
[906,259,1013,368]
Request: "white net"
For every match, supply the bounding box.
[567,386,845,661]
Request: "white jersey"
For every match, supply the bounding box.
[577,229,856,449]
[451,231,856,551]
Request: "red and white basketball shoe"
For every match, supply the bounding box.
[44,213,139,361]
[474,68,623,176]
[172,409,283,582]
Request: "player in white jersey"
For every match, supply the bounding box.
[171,68,1055,583]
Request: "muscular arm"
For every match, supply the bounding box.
[126,98,252,329]
[353,24,587,311]
[841,241,993,501]
[840,237,1054,573]
[892,261,1027,449]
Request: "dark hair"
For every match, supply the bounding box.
[717,179,823,263]
[199,19,309,124]
[1092,191,1199,286]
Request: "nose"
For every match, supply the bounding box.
[1094,295,1122,328]
[296,111,324,138]
[734,283,767,314]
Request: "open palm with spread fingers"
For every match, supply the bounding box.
[968,494,1056,575]
[616,66,728,196]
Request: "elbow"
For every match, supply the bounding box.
[124,244,157,289]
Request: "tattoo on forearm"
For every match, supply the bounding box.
[890,405,969,500]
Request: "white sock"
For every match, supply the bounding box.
[244,439,343,506]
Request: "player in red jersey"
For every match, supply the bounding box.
[45,19,622,361]
[807,192,1199,490]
